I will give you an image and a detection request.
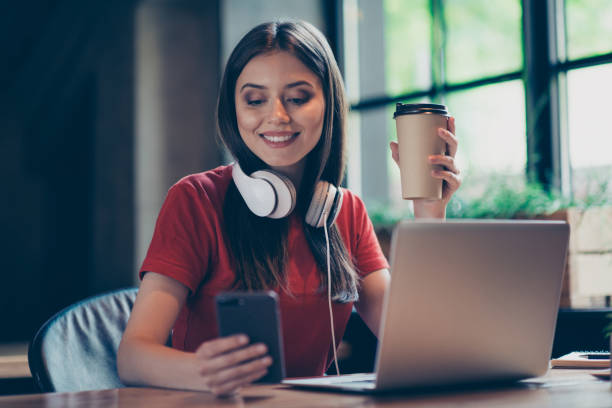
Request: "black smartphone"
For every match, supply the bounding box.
[215,291,286,383]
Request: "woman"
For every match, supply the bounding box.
[117,20,460,396]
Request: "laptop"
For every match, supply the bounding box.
[283,220,570,393]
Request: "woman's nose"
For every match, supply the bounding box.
[268,98,290,124]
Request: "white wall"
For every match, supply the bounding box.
[135,0,221,274]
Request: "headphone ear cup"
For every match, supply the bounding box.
[232,163,277,217]
[251,170,296,218]
[305,182,327,227]
[305,182,343,228]
[326,186,343,226]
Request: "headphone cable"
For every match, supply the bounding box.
[323,211,340,376]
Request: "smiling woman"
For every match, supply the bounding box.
[117,20,395,397]
[234,51,326,179]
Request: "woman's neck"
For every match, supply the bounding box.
[271,158,306,194]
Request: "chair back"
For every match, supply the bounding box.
[28,288,138,392]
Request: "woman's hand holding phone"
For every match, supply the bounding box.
[194,334,272,397]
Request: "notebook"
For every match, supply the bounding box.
[551,352,610,368]
[283,220,570,393]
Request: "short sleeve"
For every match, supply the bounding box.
[139,181,217,294]
[345,192,390,277]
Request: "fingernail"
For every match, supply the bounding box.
[257,344,267,353]
[239,335,248,344]
[438,128,445,136]
[263,356,273,365]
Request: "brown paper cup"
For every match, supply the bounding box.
[394,103,448,200]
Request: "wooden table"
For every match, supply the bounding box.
[0,369,610,407]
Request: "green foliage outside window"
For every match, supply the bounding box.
[444,0,522,84]
[383,0,431,96]
[368,175,611,227]
[566,0,612,60]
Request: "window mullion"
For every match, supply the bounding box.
[549,0,571,196]
[430,0,445,102]
[523,0,556,190]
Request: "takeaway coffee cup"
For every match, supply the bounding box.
[393,103,449,200]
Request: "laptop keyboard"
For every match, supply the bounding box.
[345,379,375,384]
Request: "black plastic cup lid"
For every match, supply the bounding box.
[393,103,449,118]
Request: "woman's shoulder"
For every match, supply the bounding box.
[333,187,371,234]
[333,188,374,251]
[164,165,234,210]
[338,187,367,216]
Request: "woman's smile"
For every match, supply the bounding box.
[259,130,300,146]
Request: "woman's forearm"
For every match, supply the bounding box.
[117,338,204,391]
[355,269,391,338]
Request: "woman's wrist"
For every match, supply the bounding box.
[413,200,447,219]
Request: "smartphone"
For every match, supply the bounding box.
[215,291,286,383]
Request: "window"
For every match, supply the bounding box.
[565,0,612,60]
[559,0,612,200]
[340,0,612,307]
[342,0,612,205]
[342,0,527,210]
[444,0,523,84]
[566,64,612,199]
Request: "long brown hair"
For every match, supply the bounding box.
[217,20,359,302]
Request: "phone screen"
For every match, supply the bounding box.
[215,291,286,383]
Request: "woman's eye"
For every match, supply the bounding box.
[287,97,308,105]
[246,99,264,106]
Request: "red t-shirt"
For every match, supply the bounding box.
[140,165,389,377]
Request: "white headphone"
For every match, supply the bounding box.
[231,162,343,227]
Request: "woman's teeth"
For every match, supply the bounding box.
[261,134,295,142]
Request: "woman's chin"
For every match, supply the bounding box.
[263,157,308,173]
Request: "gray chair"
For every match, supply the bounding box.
[28,288,138,392]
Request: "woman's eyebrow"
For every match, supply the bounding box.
[240,83,266,92]
[286,81,313,89]
[239,80,314,92]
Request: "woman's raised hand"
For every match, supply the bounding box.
[389,116,462,219]
[194,334,272,397]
